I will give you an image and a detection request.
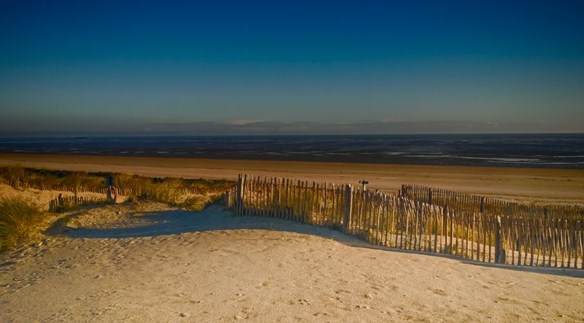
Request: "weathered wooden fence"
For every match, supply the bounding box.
[3,182,209,198]
[48,195,102,212]
[228,174,583,269]
[401,184,584,220]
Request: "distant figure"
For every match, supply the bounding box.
[110,186,117,203]
[359,179,369,190]
[105,175,115,202]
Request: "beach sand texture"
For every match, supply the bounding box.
[1,204,583,322]
[1,153,583,322]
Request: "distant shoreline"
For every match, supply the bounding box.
[1,153,583,205]
[1,134,583,169]
[1,132,583,138]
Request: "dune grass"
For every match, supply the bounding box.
[0,165,236,212]
[0,166,235,252]
[0,166,106,192]
[0,196,45,252]
[133,179,227,211]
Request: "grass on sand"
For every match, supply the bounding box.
[0,196,45,252]
[0,165,237,252]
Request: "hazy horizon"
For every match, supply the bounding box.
[1,120,584,137]
[2,1,583,134]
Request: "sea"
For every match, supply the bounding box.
[1,133,583,169]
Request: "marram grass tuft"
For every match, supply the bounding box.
[0,196,44,252]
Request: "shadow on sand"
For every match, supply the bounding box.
[48,205,584,278]
[49,205,361,243]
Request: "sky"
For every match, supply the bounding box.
[1,0,583,135]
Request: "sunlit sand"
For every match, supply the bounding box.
[1,154,583,321]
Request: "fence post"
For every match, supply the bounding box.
[236,174,244,215]
[224,189,231,208]
[495,215,505,264]
[442,205,448,253]
[343,185,353,233]
[480,197,485,213]
[428,188,433,205]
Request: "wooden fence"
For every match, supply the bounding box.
[48,195,102,212]
[2,181,209,199]
[228,174,584,269]
[401,184,584,220]
[1,181,119,196]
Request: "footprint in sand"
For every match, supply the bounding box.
[497,296,521,304]
[431,288,447,296]
[313,312,330,317]
[297,299,311,305]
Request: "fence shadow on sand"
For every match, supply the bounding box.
[48,205,584,278]
[51,205,359,243]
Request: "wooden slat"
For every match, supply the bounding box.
[230,174,583,270]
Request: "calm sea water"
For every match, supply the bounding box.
[1,134,583,169]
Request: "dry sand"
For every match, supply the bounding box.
[1,153,583,322]
[1,203,583,322]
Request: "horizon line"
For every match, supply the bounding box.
[1,131,583,138]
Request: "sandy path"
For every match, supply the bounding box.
[1,153,583,204]
[1,205,583,322]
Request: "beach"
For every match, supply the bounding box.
[1,203,583,322]
[4,0,584,321]
[1,153,584,322]
[1,153,583,204]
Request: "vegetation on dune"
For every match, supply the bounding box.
[50,196,109,213]
[131,177,233,211]
[179,195,210,211]
[0,165,236,252]
[61,171,88,198]
[0,196,45,252]
[0,166,236,211]
[0,166,105,192]
[0,165,28,189]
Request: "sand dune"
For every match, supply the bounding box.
[1,204,583,322]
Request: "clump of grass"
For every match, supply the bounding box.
[135,178,233,210]
[158,178,184,203]
[138,178,183,204]
[183,178,235,195]
[0,165,27,189]
[0,196,44,252]
[51,197,108,213]
[180,195,211,211]
[61,172,88,198]
[115,173,151,196]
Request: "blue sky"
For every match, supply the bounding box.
[1,0,583,134]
